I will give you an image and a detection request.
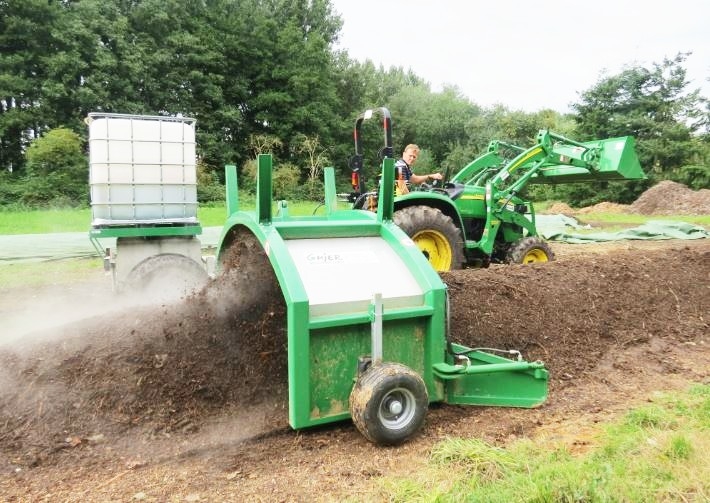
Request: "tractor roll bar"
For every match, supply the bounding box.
[351,107,393,194]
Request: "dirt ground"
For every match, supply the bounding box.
[0,235,708,502]
[1,183,709,501]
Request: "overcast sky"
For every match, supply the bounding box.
[330,0,710,113]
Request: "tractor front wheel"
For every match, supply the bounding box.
[505,236,555,264]
[349,362,428,445]
[393,206,464,271]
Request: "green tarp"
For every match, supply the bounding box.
[0,227,222,264]
[537,215,709,243]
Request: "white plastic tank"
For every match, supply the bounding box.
[88,113,198,226]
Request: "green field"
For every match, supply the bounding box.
[0,200,353,235]
[1,202,708,235]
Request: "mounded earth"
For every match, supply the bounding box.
[0,182,709,501]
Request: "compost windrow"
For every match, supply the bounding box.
[0,243,708,468]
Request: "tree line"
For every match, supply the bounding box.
[1,0,708,209]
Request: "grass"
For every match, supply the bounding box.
[572,211,710,230]
[0,207,93,234]
[1,201,708,235]
[0,200,345,235]
[373,385,710,503]
[0,257,105,289]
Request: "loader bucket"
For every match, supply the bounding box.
[531,136,645,184]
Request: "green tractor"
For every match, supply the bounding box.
[349,107,646,271]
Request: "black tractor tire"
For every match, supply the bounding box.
[349,362,428,446]
[124,253,208,301]
[505,236,555,264]
[393,205,464,271]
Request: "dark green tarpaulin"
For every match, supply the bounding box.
[537,216,709,243]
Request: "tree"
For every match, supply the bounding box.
[389,85,480,166]
[0,0,65,173]
[573,53,705,175]
[562,53,710,204]
[294,134,329,182]
[23,127,88,206]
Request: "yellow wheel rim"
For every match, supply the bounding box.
[412,229,452,271]
[522,248,549,264]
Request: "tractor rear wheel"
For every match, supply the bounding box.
[505,236,555,264]
[393,206,464,271]
[349,362,428,445]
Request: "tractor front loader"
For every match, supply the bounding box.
[349,107,646,271]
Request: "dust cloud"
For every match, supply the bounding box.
[0,246,289,468]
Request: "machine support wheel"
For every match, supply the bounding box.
[124,253,208,299]
[393,205,464,271]
[505,236,555,264]
[349,362,428,445]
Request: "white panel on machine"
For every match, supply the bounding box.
[88,113,198,226]
[284,236,424,317]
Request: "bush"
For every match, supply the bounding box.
[669,165,710,190]
[196,161,225,203]
[22,128,88,206]
[20,171,89,207]
[0,171,24,206]
[272,163,300,200]
[239,160,303,200]
[293,178,325,201]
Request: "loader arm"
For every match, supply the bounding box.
[450,140,525,185]
[485,129,644,197]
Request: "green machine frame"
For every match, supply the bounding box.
[216,154,548,444]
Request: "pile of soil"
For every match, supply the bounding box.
[1,238,708,500]
[576,201,631,214]
[543,181,709,216]
[442,245,708,380]
[2,239,708,467]
[545,202,576,214]
[629,180,710,215]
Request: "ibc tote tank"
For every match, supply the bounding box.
[87,113,198,227]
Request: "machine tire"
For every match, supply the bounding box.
[349,362,428,446]
[125,253,208,301]
[393,205,464,271]
[505,236,555,264]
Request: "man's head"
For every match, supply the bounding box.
[402,144,420,165]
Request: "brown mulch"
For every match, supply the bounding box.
[1,239,708,469]
[544,180,710,216]
[628,180,710,216]
[576,201,631,214]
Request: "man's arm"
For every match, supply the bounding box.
[410,172,442,185]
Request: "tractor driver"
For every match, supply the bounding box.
[395,144,443,195]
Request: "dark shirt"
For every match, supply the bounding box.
[395,159,412,182]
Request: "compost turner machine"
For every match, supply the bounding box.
[216,154,548,445]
